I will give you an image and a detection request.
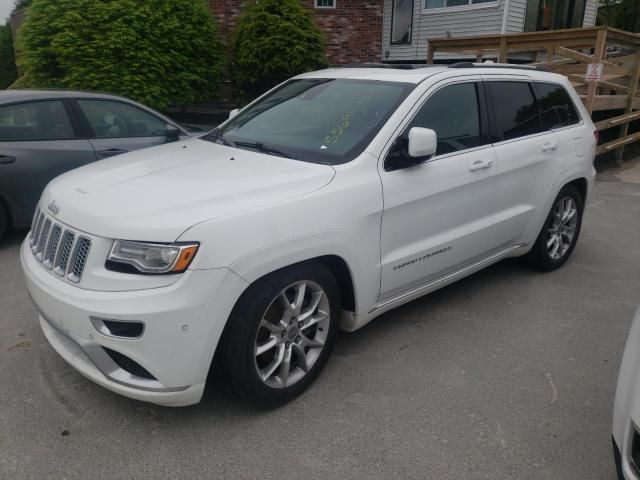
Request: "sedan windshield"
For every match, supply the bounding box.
[204,78,415,164]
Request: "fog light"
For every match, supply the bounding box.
[90,317,144,339]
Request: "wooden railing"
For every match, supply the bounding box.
[427,27,640,160]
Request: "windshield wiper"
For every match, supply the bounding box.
[234,141,296,159]
[205,130,235,147]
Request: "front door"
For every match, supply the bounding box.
[74,99,171,159]
[379,80,501,301]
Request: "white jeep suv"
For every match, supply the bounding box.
[21,64,596,407]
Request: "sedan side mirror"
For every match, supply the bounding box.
[229,108,240,120]
[165,124,181,143]
[408,127,437,159]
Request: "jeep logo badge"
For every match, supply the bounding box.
[47,201,60,216]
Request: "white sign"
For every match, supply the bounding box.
[585,63,603,81]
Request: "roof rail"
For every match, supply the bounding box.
[447,62,548,72]
[340,63,435,70]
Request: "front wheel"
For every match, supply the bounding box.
[526,184,584,271]
[220,263,341,407]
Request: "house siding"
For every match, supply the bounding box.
[382,0,506,61]
[208,0,384,65]
[382,0,600,62]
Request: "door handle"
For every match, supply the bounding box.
[541,142,558,152]
[0,155,15,165]
[98,148,128,158]
[469,159,493,171]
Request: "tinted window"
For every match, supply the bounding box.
[0,101,75,141]
[407,82,481,155]
[534,82,580,130]
[210,78,414,165]
[78,100,167,139]
[488,82,540,141]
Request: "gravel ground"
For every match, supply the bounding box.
[1,164,639,480]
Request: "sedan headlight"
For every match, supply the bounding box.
[106,240,199,274]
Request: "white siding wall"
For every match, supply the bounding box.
[382,0,600,62]
[382,0,506,62]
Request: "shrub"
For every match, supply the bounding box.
[0,23,18,89]
[17,0,225,109]
[232,0,327,104]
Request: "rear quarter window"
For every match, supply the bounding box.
[533,82,581,130]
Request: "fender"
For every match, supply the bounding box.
[519,165,594,251]
[227,229,377,319]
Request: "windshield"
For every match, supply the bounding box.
[204,78,415,164]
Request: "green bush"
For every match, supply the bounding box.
[232,0,327,104]
[17,0,225,109]
[0,23,18,89]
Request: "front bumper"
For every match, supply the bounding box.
[613,307,640,478]
[21,238,247,406]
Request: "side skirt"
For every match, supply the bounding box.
[340,243,527,332]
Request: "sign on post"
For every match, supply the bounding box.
[585,63,603,82]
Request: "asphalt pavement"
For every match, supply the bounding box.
[1,163,639,479]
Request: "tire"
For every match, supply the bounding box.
[220,262,341,408]
[526,184,584,271]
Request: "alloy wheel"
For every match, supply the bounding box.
[546,196,578,260]
[253,280,331,388]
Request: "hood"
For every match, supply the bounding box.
[41,139,336,241]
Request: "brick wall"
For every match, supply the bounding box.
[208,0,383,65]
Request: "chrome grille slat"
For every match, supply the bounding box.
[36,219,51,260]
[67,237,91,283]
[30,208,40,241]
[43,225,62,269]
[31,212,45,250]
[31,209,92,284]
[54,231,76,276]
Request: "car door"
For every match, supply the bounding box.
[484,77,561,244]
[74,98,177,159]
[0,99,96,226]
[378,79,502,301]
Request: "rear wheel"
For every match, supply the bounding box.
[526,184,583,271]
[221,263,341,407]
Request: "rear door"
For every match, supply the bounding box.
[484,77,560,244]
[73,99,176,159]
[0,99,96,225]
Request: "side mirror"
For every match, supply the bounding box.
[228,108,240,120]
[408,127,437,159]
[165,124,181,143]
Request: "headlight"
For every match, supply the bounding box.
[106,240,199,274]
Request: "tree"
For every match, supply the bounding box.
[232,0,327,103]
[0,23,18,89]
[17,0,225,109]
[597,0,640,33]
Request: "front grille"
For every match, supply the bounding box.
[29,208,92,283]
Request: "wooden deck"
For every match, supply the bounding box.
[427,27,640,160]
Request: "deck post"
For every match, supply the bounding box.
[586,28,607,115]
[427,42,435,65]
[498,37,508,63]
[615,46,640,163]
